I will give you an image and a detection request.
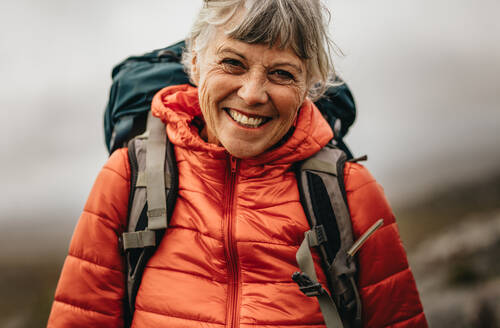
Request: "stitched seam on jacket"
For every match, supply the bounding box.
[67,253,122,273]
[295,121,325,151]
[237,171,295,183]
[238,239,301,246]
[344,162,353,186]
[141,265,327,286]
[242,280,323,285]
[102,165,128,182]
[349,179,377,194]
[82,208,120,229]
[176,158,223,184]
[383,310,425,327]
[360,266,409,289]
[240,197,301,208]
[170,224,302,246]
[144,266,225,283]
[53,298,118,317]
[135,307,225,325]
[241,321,326,326]
[167,225,221,242]
[144,266,326,286]
[168,226,302,246]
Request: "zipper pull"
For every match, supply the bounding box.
[230,156,238,173]
[347,218,384,260]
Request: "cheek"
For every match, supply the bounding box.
[198,79,217,129]
[275,87,305,124]
[198,73,235,141]
[200,71,234,104]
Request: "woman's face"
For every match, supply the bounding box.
[192,28,308,158]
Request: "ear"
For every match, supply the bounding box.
[190,50,200,85]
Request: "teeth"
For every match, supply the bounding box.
[228,109,265,127]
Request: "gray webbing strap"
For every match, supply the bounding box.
[296,229,344,328]
[122,230,156,250]
[136,171,171,188]
[301,158,337,176]
[145,114,168,230]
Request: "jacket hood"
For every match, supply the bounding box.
[151,84,333,165]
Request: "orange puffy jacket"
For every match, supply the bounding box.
[48,84,427,328]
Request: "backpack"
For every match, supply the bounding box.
[104,41,190,154]
[105,41,380,328]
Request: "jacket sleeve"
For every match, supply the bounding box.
[47,148,130,328]
[344,163,427,328]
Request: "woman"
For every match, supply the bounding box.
[48,0,427,327]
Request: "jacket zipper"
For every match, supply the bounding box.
[224,155,240,328]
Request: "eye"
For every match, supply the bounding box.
[269,69,295,83]
[221,58,245,73]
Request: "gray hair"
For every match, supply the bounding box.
[182,0,337,100]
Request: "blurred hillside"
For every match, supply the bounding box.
[397,172,500,327]
[397,172,500,249]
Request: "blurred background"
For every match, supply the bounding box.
[0,0,499,327]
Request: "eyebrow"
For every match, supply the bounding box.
[217,46,303,73]
[273,61,303,74]
[217,46,247,60]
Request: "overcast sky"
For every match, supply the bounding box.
[1,0,499,229]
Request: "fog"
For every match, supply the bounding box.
[1,0,499,228]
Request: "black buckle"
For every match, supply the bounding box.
[292,272,326,297]
[313,225,328,246]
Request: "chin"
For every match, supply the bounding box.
[225,148,262,159]
[222,142,266,159]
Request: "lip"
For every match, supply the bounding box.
[223,107,272,119]
[223,107,272,130]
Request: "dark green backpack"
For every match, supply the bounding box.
[104,41,190,154]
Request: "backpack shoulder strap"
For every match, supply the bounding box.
[294,144,362,328]
[120,113,178,327]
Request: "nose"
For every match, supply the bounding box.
[237,71,269,105]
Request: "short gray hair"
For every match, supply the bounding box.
[182,0,337,100]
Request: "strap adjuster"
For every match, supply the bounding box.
[307,225,328,247]
[121,230,156,251]
[292,271,327,297]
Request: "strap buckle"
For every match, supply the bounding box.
[292,271,327,297]
[307,225,328,247]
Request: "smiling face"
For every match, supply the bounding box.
[191,28,309,159]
